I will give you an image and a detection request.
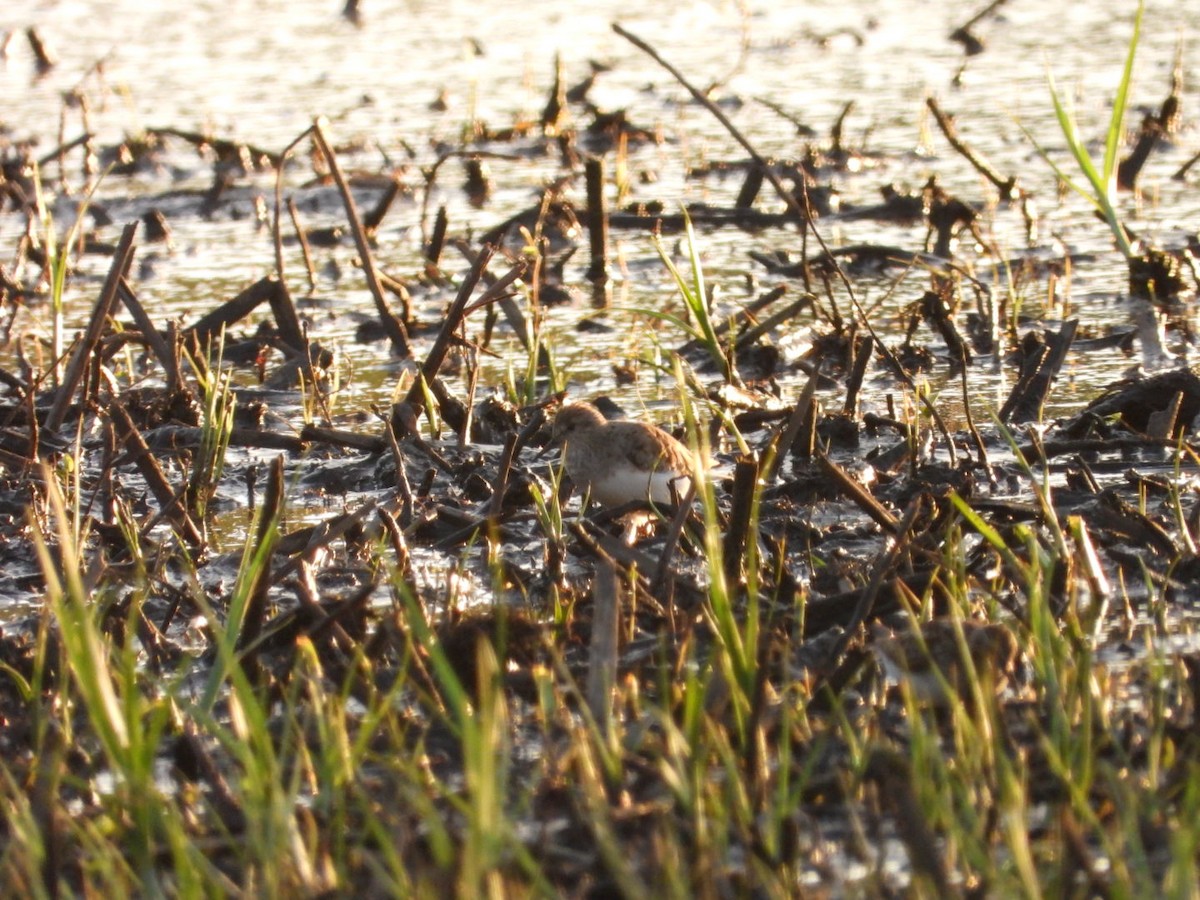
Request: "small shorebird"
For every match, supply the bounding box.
[551,401,694,508]
[871,619,1020,706]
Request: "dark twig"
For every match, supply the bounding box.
[816,451,899,534]
[612,23,807,228]
[763,369,819,482]
[184,276,281,347]
[311,118,412,358]
[843,334,873,418]
[489,408,547,520]
[116,278,177,388]
[722,454,760,589]
[926,97,1019,200]
[584,156,609,283]
[404,249,527,414]
[1000,319,1078,424]
[110,401,204,546]
[47,221,138,431]
[286,197,318,294]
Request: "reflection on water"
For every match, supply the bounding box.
[2,0,1196,422]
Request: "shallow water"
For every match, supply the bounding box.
[6,3,1195,398]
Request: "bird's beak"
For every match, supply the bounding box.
[536,431,565,460]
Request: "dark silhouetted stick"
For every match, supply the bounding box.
[110,401,204,546]
[117,278,176,387]
[843,334,873,417]
[312,118,412,358]
[47,221,138,431]
[1000,319,1077,424]
[363,177,403,235]
[404,249,527,413]
[613,23,807,229]
[26,27,57,73]
[425,206,449,267]
[184,276,281,347]
[722,454,759,588]
[817,451,899,534]
[926,97,1018,200]
[584,157,609,283]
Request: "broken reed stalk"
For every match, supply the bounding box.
[584,156,609,283]
[404,250,528,413]
[265,276,307,353]
[116,278,177,388]
[403,242,492,409]
[454,239,536,355]
[362,176,403,234]
[109,400,204,546]
[378,405,413,515]
[715,284,786,338]
[310,117,412,358]
[425,206,449,267]
[734,164,764,209]
[843,334,873,417]
[926,97,1019,199]
[487,407,547,520]
[184,276,282,347]
[816,451,899,534]
[46,221,138,432]
[488,430,521,521]
[238,455,285,676]
[613,23,808,230]
[762,369,819,482]
[26,27,56,73]
[1000,319,1078,424]
[286,197,318,293]
[377,506,415,587]
[272,124,316,290]
[262,269,333,422]
[587,557,620,740]
[722,454,760,589]
[733,294,814,351]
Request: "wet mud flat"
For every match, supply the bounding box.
[3,4,1200,895]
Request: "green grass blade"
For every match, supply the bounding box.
[1047,72,1108,204]
[1105,0,1144,182]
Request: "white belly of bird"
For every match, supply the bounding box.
[588,465,690,507]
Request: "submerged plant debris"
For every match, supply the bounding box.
[2,2,1200,896]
